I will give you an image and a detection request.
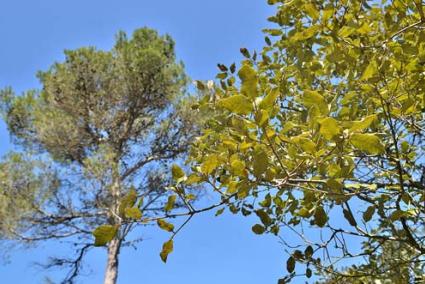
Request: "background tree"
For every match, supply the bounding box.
[181,0,425,282]
[0,28,198,284]
[319,239,425,283]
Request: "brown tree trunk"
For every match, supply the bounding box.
[103,238,122,284]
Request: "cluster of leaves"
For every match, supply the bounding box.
[179,0,425,282]
[0,153,58,239]
[319,240,425,283]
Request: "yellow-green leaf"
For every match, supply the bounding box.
[201,154,219,174]
[298,207,312,218]
[259,89,279,110]
[215,208,225,216]
[218,95,253,115]
[304,3,319,20]
[301,90,328,115]
[361,60,378,80]
[160,239,174,263]
[350,133,385,155]
[157,219,174,232]
[253,145,268,178]
[238,64,258,98]
[252,224,266,235]
[349,115,377,132]
[171,164,185,181]
[125,207,142,220]
[338,26,356,38]
[164,195,177,212]
[319,117,341,140]
[93,225,118,247]
[292,136,316,154]
[118,188,137,217]
[230,156,246,176]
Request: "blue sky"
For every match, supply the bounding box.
[0,1,293,283]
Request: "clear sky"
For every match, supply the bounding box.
[0,1,293,283]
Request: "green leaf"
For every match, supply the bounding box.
[240,48,250,58]
[338,26,356,38]
[314,206,328,227]
[259,89,279,110]
[350,133,385,155]
[286,256,296,273]
[306,268,312,278]
[304,3,319,20]
[238,64,258,98]
[304,245,314,259]
[230,157,246,176]
[259,193,272,208]
[298,207,312,218]
[349,115,377,132]
[343,209,357,227]
[160,239,174,263]
[253,145,268,178]
[171,164,185,181]
[157,219,174,232]
[256,209,272,226]
[230,63,236,73]
[218,95,253,115]
[252,224,266,235]
[363,206,375,222]
[125,207,142,219]
[292,136,316,154]
[201,154,219,174]
[390,210,408,221]
[164,195,177,212]
[292,25,319,41]
[318,117,341,140]
[119,188,137,217]
[186,174,202,185]
[93,225,118,247]
[301,90,328,114]
[361,59,378,80]
[215,208,225,216]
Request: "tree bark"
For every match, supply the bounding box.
[104,173,122,284]
[103,238,122,284]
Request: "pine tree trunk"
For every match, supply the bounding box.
[103,238,121,284]
[104,176,122,284]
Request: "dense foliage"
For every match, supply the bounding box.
[178,0,425,282]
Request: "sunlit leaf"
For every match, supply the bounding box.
[93,225,118,247]
[157,219,174,232]
[350,133,385,155]
[319,117,341,140]
[160,239,174,263]
[125,207,142,220]
[218,95,253,115]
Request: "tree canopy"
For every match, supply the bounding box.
[177,0,425,282]
[0,27,197,284]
